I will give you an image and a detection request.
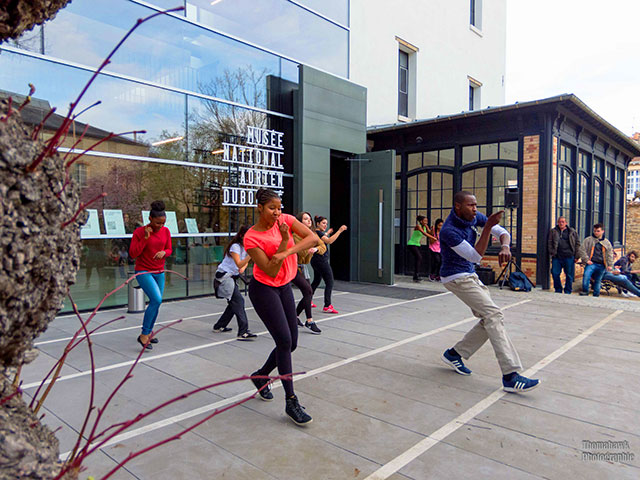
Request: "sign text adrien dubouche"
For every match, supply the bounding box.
[222,126,285,207]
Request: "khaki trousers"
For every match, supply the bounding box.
[444,274,522,375]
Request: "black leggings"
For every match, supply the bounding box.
[430,251,442,277]
[407,245,422,279]
[310,256,334,308]
[292,268,313,320]
[249,279,298,398]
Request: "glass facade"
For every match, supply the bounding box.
[395,139,519,274]
[555,142,625,245]
[1,0,349,311]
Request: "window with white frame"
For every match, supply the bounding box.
[468,76,481,111]
[398,50,409,118]
[397,39,418,120]
[470,0,482,29]
[627,169,640,199]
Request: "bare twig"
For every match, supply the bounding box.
[60,192,107,229]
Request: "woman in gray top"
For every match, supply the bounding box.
[212,226,257,340]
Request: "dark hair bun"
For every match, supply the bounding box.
[150,200,165,211]
[255,188,279,205]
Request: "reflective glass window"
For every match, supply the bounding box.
[408,152,422,171]
[499,141,518,161]
[577,174,589,238]
[439,148,455,166]
[423,151,438,167]
[480,143,498,161]
[593,178,602,224]
[293,0,349,26]
[185,0,348,76]
[462,145,479,165]
[9,0,288,111]
[614,185,622,243]
[604,181,612,235]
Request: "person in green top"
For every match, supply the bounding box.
[407,215,437,282]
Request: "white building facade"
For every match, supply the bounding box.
[350,0,507,126]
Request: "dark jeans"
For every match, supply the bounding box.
[292,268,313,320]
[430,250,441,277]
[213,279,249,335]
[407,245,422,280]
[551,256,575,293]
[582,263,606,296]
[602,272,640,297]
[249,279,298,398]
[310,255,334,308]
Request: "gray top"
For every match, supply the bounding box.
[217,243,247,276]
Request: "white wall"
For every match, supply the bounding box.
[350,0,507,127]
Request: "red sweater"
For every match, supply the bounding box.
[130,226,172,272]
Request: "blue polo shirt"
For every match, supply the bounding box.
[440,209,488,278]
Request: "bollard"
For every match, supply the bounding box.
[128,277,146,313]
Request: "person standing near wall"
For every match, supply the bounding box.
[293,212,322,334]
[547,216,582,294]
[428,218,443,281]
[244,189,318,426]
[580,223,613,297]
[310,216,347,314]
[129,200,172,350]
[439,191,540,393]
[212,226,257,340]
[407,215,436,282]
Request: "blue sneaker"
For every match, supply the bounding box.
[502,374,540,393]
[441,349,472,375]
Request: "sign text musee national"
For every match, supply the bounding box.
[222,126,285,207]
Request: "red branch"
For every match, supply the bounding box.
[30,271,186,409]
[0,96,13,122]
[63,123,91,161]
[66,130,146,169]
[63,373,298,480]
[31,107,56,140]
[60,192,107,229]
[18,84,36,112]
[65,296,98,462]
[77,320,183,462]
[0,387,22,407]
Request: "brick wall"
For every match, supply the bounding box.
[626,203,640,251]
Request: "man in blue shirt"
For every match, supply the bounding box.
[440,191,540,393]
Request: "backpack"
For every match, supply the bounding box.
[508,271,532,292]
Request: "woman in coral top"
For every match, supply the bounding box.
[129,200,172,351]
[244,189,317,426]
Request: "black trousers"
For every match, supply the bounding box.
[213,279,249,335]
[430,251,442,276]
[310,255,334,308]
[292,268,313,320]
[249,279,298,398]
[407,245,422,279]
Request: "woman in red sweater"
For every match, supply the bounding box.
[244,188,317,426]
[129,201,172,350]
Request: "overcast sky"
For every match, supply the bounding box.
[506,0,640,136]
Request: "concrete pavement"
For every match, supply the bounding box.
[20,280,640,479]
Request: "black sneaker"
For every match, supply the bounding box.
[285,395,312,426]
[237,332,257,341]
[297,318,304,327]
[304,321,321,334]
[213,326,232,333]
[250,372,273,401]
